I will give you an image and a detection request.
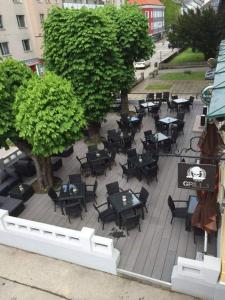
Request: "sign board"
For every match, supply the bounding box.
[178,162,217,191]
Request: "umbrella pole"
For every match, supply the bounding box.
[204,231,208,254]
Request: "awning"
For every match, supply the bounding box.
[207,40,225,119]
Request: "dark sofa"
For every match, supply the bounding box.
[0,169,21,196]
[0,196,25,216]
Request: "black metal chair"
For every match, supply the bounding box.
[167,195,188,224]
[93,202,116,230]
[162,138,172,153]
[163,91,170,102]
[127,148,137,159]
[177,120,185,133]
[141,164,158,184]
[171,95,178,100]
[177,111,185,121]
[167,100,176,112]
[76,156,92,176]
[106,149,117,169]
[146,93,154,101]
[69,174,82,184]
[106,181,121,196]
[92,159,107,177]
[64,202,83,223]
[85,180,98,203]
[156,92,162,101]
[144,130,153,140]
[189,96,194,108]
[121,211,141,235]
[134,187,149,219]
[47,187,65,215]
[88,145,98,152]
[120,163,136,182]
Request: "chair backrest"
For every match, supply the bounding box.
[88,145,98,152]
[69,174,82,184]
[153,114,159,122]
[177,112,185,121]
[64,202,81,216]
[189,96,194,103]
[120,163,128,174]
[163,92,170,101]
[167,195,175,215]
[156,92,162,100]
[48,187,58,203]
[93,180,98,193]
[127,148,137,158]
[107,129,117,136]
[123,213,140,230]
[139,99,145,105]
[76,156,82,165]
[146,93,154,101]
[144,130,152,139]
[172,95,178,100]
[106,181,120,195]
[139,187,149,204]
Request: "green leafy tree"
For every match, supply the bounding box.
[0,58,32,148]
[14,72,86,189]
[168,8,221,59]
[100,5,154,112]
[43,7,123,131]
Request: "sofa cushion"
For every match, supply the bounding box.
[0,176,21,196]
[0,196,25,216]
[0,169,9,184]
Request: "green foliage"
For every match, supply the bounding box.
[161,0,181,30]
[14,72,86,157]
[43,7,124,123]
[159,71,204,80]
[168,8,222,59]
[100,5,154,91]
[0,58,32,146]
[169,48,205,64]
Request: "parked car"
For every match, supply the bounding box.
[205,69,215,80]
[134,59,151,69]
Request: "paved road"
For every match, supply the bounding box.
[135,40,179,79]
[0,244,195,300]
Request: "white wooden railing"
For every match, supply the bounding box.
[0,209,120,274]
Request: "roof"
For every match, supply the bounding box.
[207,40,225,119]
[128,0,164,6]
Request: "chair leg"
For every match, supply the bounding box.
[145,206,148,213]
[68,216,71,224]
[138,223,141,232]
[170,216,173,224]
[102,222,105,230]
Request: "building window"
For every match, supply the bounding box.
[0,42,10,56]
[22,39,31,52]
[17,15,26,28]
[145,11,149,19]
[13,0,23,3]
[40,14,44,23]
[0,16,3,29]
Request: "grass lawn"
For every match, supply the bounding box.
[159,71,205,80]
[169,48,205,65]
[145,83,172,90]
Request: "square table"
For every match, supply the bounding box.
[109,190,141,227]
[140,102,157,108]
[9,183,34,202]
[172,98,189,105]
[128,155,155,180]
[159,117,178,125]
[185,195,198,231]
[148,132,169,144]
[87,149,109,162]
[127,116,139,123]
[59,182,86,211]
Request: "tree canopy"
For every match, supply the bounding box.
[168,7,224,59]
[43,7,124,123]
[0,58,32,147]
[14,72,86,157]
[99,4,154,111]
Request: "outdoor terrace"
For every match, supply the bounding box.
[19,99,217,283]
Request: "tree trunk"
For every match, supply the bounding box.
[88,121,101,141]
[12,138,53,191]
[121,89,129,114]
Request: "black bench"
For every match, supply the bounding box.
[0,196,25,216]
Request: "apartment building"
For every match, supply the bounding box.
[128,0,165,38]
[63,0,124,8]
[0,0,62,71]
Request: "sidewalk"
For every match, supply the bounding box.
[0,244,195,300]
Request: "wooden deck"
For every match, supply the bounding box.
[19,100,217,283]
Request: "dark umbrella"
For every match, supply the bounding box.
[192,123,223,233]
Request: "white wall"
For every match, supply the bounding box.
[0,209,120,275]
